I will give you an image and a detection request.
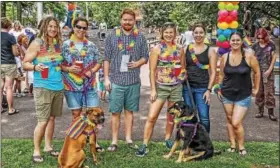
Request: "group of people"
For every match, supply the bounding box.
[1,7,278,163]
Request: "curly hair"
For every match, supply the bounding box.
[37,16,62,47]
[1,17,12,29]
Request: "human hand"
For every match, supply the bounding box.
[203,90,211,105]
[150,89,157,102]
[263,70,272,78]
[104,78,111,92]
[252,88,259,97]
[35,63,46,72]
[68,65,81,74]
[127,61,140,69]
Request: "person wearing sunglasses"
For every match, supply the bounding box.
[252,28,277,121]
[104,8,149,152]
[60,17,105,151]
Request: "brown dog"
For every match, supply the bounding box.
[58,107,105,168]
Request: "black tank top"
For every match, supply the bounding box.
[221,52,252,101]
[186,45,209,88]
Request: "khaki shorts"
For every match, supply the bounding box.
[34,88,64,122]
[1,64,17,79]
[156,84,183,102]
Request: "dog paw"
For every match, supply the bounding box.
[163,154,171,159]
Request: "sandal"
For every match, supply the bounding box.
[44,149,60,157]
[96,146,105,153]
[127,142,139,150]
[32,155,44,163]
[107,144,118,152]
[8,109,19,115]
[226,147,236,152]
[239,149,247,156]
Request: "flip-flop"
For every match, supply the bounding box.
[32,155,44,163]
[44,149,60,157]
[239,149,247,156]
[107,144,118,152]
[96,146,105,153]
[8,109,19,115]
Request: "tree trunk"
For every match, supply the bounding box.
[17,1,22,22]
[1,2,6,17]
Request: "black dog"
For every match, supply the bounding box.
[163,101,214,163]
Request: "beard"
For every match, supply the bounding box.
[121,24,133,31]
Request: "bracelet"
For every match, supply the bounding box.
[207,88,212,92]
[33,65,36,71]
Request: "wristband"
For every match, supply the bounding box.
[207,88,212,92]
[33,65,36,71]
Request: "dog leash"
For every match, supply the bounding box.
[185,80,200,122]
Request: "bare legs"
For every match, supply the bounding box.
[223,104,248,150]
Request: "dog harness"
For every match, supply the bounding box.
[179,122,198,142]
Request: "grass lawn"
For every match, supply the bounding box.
[1,139,279,168]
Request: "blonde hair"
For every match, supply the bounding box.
[37,16,62,47]
[13,20,23,31]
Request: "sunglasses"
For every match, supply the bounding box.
[75,25,88,30]
[163,22,176,28]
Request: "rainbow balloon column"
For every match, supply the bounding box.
[216,2,239,55]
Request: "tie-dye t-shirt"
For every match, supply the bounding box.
[33,38,64,91]
[61,40,103,91]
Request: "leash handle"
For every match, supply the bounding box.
[185,80,200,122]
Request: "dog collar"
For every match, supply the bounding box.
[81,114,96,127]
[174,115,194,124]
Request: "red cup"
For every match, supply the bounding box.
[174,65,182,77]
[41,66,49,79]
[75,61,83,69]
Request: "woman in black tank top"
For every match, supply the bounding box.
[180,23,217,133]
[217,32,260,156]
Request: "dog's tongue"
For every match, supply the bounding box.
[97,124,103,130]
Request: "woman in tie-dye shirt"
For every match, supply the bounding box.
[23,16,63,163]
[61,17,103,120]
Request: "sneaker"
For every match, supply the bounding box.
[20,93,26,97]
[16,93,22,98]
[135,144,149,157]
[165,139,173,149]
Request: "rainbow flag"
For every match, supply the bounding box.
[243,36,252,47]
[65,117,87,139]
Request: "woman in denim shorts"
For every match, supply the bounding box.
[61,17,104,152]
[136,22,186,157]
[217,32,260,156]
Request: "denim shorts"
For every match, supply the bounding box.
[64,89,99,110]
[109,83,140,113]
[222,96,252,108]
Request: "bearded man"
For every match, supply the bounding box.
[104,8,149,151]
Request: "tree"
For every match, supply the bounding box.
[1,2,6,17]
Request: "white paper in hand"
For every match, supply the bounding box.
[120,55,130,72]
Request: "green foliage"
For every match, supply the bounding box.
[142,2,175,28]
[43,2,67,22]
[1,139,279,168]
[88,2,140,28]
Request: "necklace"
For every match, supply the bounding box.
[160,40,179,63]
[69,34,88,57]
[47,38,60,54]
[189,43,209,69]
[116,27,138,52]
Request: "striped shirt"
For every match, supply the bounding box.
[104,28,149,85]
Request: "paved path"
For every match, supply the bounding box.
[1,62,279,142]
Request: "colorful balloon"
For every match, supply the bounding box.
[218,22,229,30]
[216,41,223,47]
[232,2,239,5]
[218,10,229,18]
[233,5,239,10]
[217,29,224,36]
[218,16,227,22]
[225,16,233,23]
[226,3,234,11]
[223,29,232,38]
[229,10,238,17]
[218,47,230,55]
[229,21,238,29]
[218,35,227,42]
[218,2,225,10]
[221,41,230,48]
